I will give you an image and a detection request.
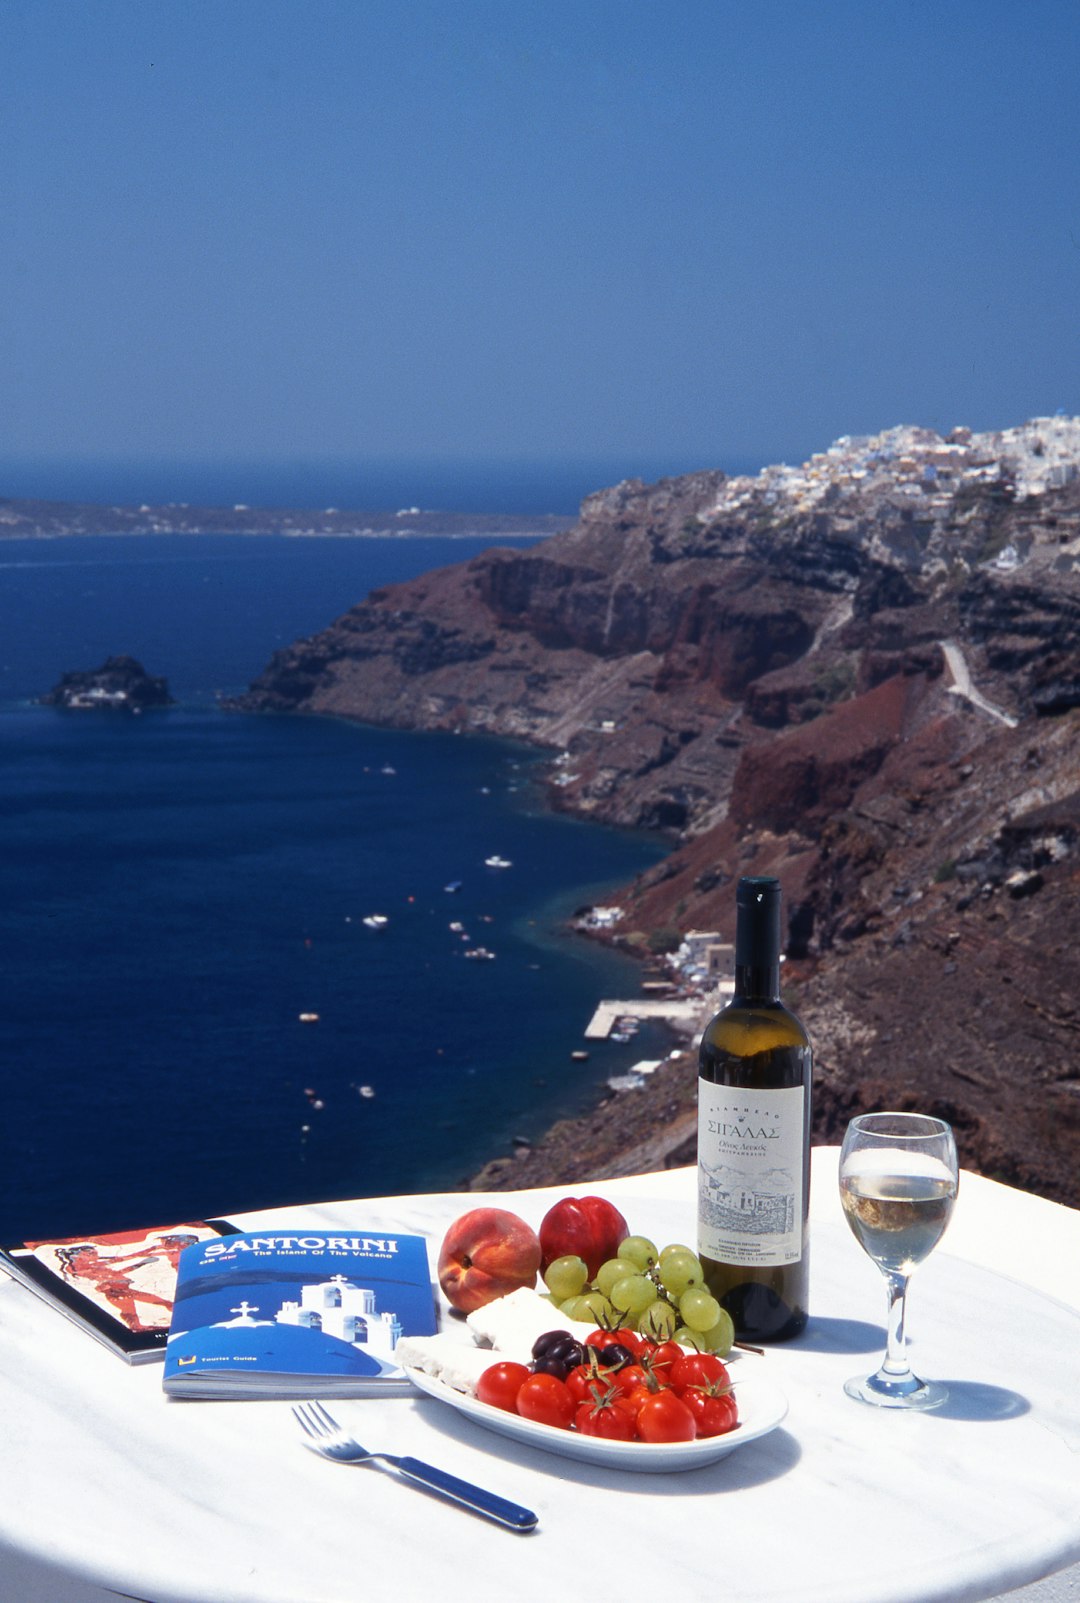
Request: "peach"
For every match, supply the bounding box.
[437,1207,542,1313]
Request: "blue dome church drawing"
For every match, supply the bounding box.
[167,1271,410,1383]
[274,1272,403,1359]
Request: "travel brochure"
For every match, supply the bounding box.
[162,1228,437,1397]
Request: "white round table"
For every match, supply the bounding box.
[1,1158,1079,1603]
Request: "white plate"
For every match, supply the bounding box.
[406,1367,788,1472]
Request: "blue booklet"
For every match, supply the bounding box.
[163,1227,437,1397]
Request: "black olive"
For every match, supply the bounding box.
[530,1356,569,1378]
[532,1330,574,1359]
[534,1332,584,1363]
[590,1341,634,1369]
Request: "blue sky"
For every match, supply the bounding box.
[2,0,1079,506]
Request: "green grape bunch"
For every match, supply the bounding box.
[542,1235,734,1357]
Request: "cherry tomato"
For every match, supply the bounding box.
[476,1361,530,1413]
[611,1363,649,1397]
[653,1339,685,1370]
[565,1363,596,1404]
[637,1389,697,1443]
[621,1381,657,1418]
[682,1386,739,1438]
[610,1328,645,1358]
[574,1394,638,1440]
[670,1353,731,1392]
[585,1331,632,1357]
[639,1340,683,1383]
[515,1372,575,1430]
[566,1359,612,1405]
[584,1329,623,1350]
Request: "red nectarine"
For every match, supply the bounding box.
[538,1194,629,1278]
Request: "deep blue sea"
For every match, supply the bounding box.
[0,534,668,1242]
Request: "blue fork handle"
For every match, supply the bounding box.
[390,1455,538,1531]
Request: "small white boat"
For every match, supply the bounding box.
[362,914,389,930]
[380,764,397,776]
[463,946,496,960]
[484,855,512,869]
[358,1085,376,1099]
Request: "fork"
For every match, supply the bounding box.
[292,1401,538,1532]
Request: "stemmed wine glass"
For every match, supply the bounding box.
[839,1112,959,1410]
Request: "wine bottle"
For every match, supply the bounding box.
[697,875,812,1342]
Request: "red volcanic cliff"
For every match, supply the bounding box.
[232,421,1080,1206]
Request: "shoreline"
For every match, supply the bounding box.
[462,930,725,1191]
[0,502,567,543]
[0,527,554,542]
[463,1041,701,1191]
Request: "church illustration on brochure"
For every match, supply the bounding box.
[215,1273,403,1362]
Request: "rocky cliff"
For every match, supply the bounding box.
[41,655,174,710]
[232,420,1080,1208]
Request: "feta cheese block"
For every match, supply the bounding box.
[400,1290,597,1397]
[466,1287,596,1352]
[396,1334,501,1394]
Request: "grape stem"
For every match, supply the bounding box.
[734,1341,764,1356]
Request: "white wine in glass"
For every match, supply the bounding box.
[839,1112,958,1410]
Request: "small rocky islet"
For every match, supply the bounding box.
[40,655,174,711]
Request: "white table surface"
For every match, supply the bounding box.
[2,1151,1080,1603]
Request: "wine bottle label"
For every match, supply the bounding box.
[698,1083,806,1267]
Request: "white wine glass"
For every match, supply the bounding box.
[839,1112,958,1410]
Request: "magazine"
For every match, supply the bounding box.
[0,1219,238,1363]
[162,1227,437,1397]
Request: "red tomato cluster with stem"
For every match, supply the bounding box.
[475,1329,739,1444]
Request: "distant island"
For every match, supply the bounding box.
[40,656,174,711]
[0,495,566,542]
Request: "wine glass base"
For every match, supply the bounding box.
[844,1371,949,1411]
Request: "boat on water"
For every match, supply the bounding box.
[362,914,389,930]
[463,946,496,960]
[444,880,463,893]
[484,855,512,869]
